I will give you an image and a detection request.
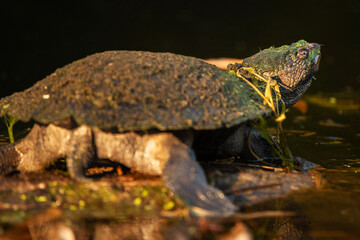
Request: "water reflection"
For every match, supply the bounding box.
[243,199,313,240]
[2,203,316,240]
[283,90,360,238]
[0,165,318,239]
[4,208,165,240]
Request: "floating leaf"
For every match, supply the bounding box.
[319,119,346,128]
[293,99,308,114]
[141,189,149,197]
[163,201,175,210]
[319,141,342,145]
[305,95,360,111]
[300,131,316,137]
[133,197,142,206]
[35,196,47,202]
[69,205,77,211]
[79,200,85,208]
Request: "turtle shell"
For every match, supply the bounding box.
[0,51,270,132]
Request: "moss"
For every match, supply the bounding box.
[0,51,270,132]
[0,172,184,227]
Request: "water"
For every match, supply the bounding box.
[279,92,360,239]
[1,93,359,239]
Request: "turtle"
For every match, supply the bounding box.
[0,40,321,216]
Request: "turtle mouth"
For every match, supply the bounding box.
[311,54,321,71]
[309,43,321,70]
[313,54,320,64]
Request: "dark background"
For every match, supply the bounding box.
[1,0,359,98]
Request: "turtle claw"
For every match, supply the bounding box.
[185,181,238,217]
[162,147,237,217]
[294,157,317,171]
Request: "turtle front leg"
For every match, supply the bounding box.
[160,141,237,216]
[218,125,275,160]
[94,128,237,217]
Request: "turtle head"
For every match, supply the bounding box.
[242,40,321,108]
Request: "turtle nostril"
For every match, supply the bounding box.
[311,43,321,50]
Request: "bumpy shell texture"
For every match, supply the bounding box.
[0,51,270,132]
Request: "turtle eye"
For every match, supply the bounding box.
[297,47,309,60]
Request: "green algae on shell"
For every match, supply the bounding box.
[0,51,270,132]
